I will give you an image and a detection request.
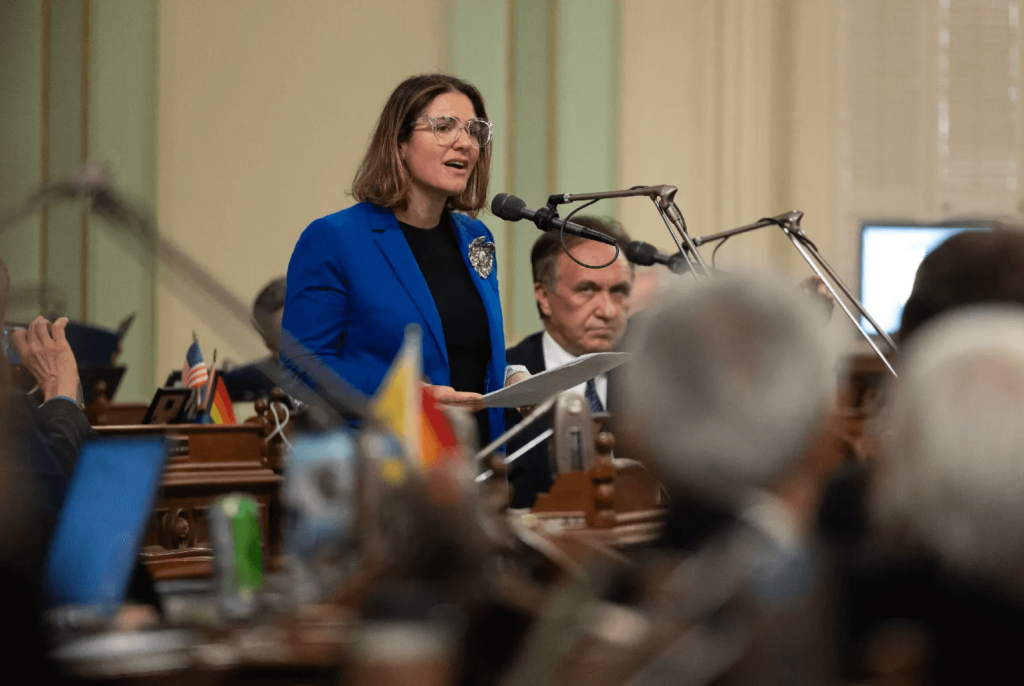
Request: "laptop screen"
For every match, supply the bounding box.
[44,437,168,612]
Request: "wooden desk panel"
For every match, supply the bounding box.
[96,424,283,580]
[85,401,148,426]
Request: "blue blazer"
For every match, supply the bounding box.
[282,202,507,441]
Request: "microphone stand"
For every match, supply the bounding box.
[693,210,900,377]
[546,186,896,375]
[549,185,711,278]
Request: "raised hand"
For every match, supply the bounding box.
[10,316,81,402]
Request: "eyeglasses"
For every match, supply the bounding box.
[415,115,493,148]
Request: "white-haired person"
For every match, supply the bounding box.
[612,273,840,686]
[856,307,1024,686]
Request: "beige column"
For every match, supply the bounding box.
[620,0,839,279]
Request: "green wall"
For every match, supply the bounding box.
[87,0,157,402]
[451,0,621,344]
[0,0,44,316]
[451,0,513,334]
[0,0,157,401]
[46,0,86,319]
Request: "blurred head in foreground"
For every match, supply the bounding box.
[874,306,1024,592]
[622,274,832,509]
[899,225,1024,345]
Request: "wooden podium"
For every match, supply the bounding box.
[520,433,668,552]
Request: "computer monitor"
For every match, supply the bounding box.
[859,223,989,335]
[44,437,169,614]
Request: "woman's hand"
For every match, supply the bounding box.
[505,370,535,416]
[425,385,485,413]
[10,316,81,402]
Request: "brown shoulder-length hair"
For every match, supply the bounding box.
[352,74,492,218]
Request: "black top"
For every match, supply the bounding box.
[400,212,492,441]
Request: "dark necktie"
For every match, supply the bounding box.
[584,377,604,414]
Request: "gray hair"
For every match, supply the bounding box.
[622,274,831,507]
[874,306,1024,586]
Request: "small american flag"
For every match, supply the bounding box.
[182,337,209,389]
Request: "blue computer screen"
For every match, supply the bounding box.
[860,225,985,335]
[44,437,168,611]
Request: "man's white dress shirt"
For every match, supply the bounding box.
[541,330,607,408]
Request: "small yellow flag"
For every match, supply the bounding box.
[370,325,423,464]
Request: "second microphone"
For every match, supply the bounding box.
[490,193,618,247]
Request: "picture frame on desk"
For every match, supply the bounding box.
[142,387,193,424]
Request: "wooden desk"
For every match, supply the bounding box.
[521,432,668,552]
[86,401,148,426]
[527,463,666,549]
[96,423,283,581]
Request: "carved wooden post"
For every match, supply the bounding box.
[588,432,616,529]
[244,391,292,470]
[163,507,194,550]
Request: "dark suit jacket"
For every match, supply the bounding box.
[1,392,95,566]
[504,333,549,508]
[1,390,159,612]
[37,396,96,478]
[504,332,622,508]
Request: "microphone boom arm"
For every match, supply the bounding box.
[695,211,899,377]
[538,187,897,376]
[548,185,711,278]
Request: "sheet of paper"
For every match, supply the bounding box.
[482,352,631,408]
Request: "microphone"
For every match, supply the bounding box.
[624,241,690,274]
[491,193,618,247]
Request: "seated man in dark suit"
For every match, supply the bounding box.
[1,256,101,670]
[218,277,286,401]
[617,273,837,686]
[865,307,1024,685]
[504,217,634,507]
[1,257,95,513]
[835,226,1024,683]
[1,256,159,627]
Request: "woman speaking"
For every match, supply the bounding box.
[282,74,522,444]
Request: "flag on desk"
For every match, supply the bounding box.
[203,372,236,425]
[371,326,459,469]
[182,334,209,392]
[372,326,422,463]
